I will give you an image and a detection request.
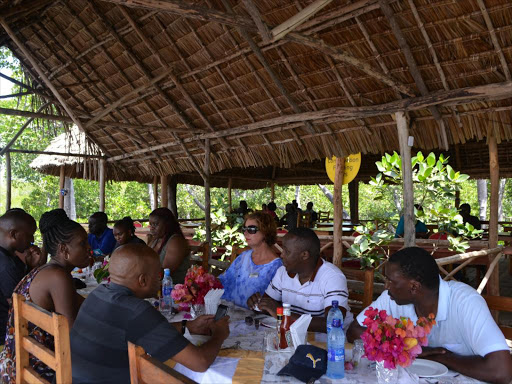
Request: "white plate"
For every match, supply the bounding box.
[407,359,448,377]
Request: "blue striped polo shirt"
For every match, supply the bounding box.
[71,283,189,384]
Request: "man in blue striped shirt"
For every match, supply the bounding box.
[71,244,229,384]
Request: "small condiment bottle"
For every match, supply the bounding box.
[279,303,295,349]
[276,307,283,350]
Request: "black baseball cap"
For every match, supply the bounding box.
[277,345,327,383]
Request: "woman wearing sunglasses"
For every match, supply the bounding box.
[218,211,282,309]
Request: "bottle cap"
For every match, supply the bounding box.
[283,303,291,308]
[277,307,283,315]
[331,300,339,308]
[164,268,171,276]
[332,318,341,328]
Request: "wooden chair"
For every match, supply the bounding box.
[317,211,330,223]
[340,267,374,316]
[128,342,197,384]
[297,212,312,228]
[189,240,209,270]
[13,293,71,384]
[230,245,250,264]
[482,295,512,340]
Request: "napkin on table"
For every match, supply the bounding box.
[290,314,312,348]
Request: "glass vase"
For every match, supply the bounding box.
[376,360,398,384]
[191,304,205,319]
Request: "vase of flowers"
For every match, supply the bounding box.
[93,258,110,283]
[360,307,436,384]
[171,266,223,313]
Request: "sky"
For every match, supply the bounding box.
[0,68,13,96]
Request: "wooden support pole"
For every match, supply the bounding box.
[59,166,65,209]
[99,159,106,212]
[333,157,345,268]
[161,175,168,208]
[349,181,359,223]
[204,139,212,255]
[227,177,232,212]
[152,176,158,210]
[488,134,500,296]
[5,152,11,210]
[396,112,415,247]
[270,182,275,201]
[168,175,178,218]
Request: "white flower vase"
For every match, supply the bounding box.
[376,361,399,384]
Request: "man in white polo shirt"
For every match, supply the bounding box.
[247,227,353,332]
[347,247,512,384]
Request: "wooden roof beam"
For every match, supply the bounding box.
[241,0,272,42]
[378,0,449,150]
[0,17,112,156]
[108,81,512,161]
[102,0,415,97]
[271,0,332,42]
[475,0,511,81]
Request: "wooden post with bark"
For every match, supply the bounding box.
[5,152,11,210]
[349,181,359,223]
[227,177,232,212]
[168,175,178,218]
[59,166,65,209]
[333,157,345,268]
[99,159,106,212]
[204,140,212,255]
[152,176,158,210]
[487,134,500,296]
[161,175,168,208]
[396,112,415,247]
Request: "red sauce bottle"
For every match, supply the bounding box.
[276,307,283,350]
[279,303,295,349]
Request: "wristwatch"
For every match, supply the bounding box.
[181,319,188,335]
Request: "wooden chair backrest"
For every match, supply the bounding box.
[189,241,209,270]
[340,267,374,315]
[482,295,512,340]
[128,342,197,384]
[13,293,71,384]
[230,245,250,264]
[297,212,312,228]
[317,211,330,222]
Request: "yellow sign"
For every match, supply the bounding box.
[325,153,361,184]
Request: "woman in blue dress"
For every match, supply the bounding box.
[219,211,282,308]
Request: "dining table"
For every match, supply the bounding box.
[76,275,485,384]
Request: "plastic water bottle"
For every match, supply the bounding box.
[326,300,343,334]
[327,318,345,379]
[161,268,173,312]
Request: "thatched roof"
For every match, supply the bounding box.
[2,0,512,183]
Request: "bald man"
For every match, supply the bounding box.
[0,209,37,344]
[70,244,230,384]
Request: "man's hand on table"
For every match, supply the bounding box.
[247,292,262,310]
[187,315,215,335]
[257,297,278,318]
[209,316,230,340]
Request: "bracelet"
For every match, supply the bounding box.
[181,319,188,335]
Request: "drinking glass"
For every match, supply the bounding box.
[352,339,364,367]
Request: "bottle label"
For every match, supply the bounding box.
[328,348,345,363]
[163,286,172,296]
[285,330,293,348]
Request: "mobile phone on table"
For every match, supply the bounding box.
[214,304,229,321]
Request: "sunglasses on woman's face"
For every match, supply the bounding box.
[242,226,259,234]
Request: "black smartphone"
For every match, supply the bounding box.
[214,304,229,321]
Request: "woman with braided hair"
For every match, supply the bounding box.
[0,209,92,383]
[148,208,190,284]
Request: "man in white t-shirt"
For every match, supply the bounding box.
[347,247,512,384]
[247,227,353,332]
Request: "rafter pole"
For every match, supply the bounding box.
[271,0,332,42]
[0,17,111,156]
[107,81,512,161]
[476,0,511,81]
[204,139,212,254]
[0,102,51,156]
[378,0,449,150]
[103,0,414,97]
[241,0,272,42]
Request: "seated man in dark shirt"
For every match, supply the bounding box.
[71,243,230,384]
[0,209,37,344]
[459,203,482,230]
[87,211,116,257]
